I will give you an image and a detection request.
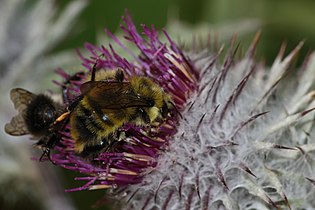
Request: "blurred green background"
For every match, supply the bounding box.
[2,0,315,210]
[57,0,315,65]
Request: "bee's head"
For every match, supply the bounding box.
[130,76,174,123]
[25,95,59,136]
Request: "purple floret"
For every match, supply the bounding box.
[51,12,198,191]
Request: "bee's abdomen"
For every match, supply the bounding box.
[70,103,119,153]
[72,106,100,140]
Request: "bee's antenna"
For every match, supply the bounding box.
[91,53,105,82]
[91,61,97,82]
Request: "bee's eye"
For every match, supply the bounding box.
[42,107,55,123]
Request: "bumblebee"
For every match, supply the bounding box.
[69,68,174,157]
[5,65,175,159]
[4,88,66,159]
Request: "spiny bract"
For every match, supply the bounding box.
[113,34,315,210]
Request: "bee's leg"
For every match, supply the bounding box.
[40,144,62,164]
[138,108,151,124]
[36,139,54,163]
[35,137,50,161]
[116,130,126,141]
[169,101,182,119]
[103,141,116,152]
[103,135,124,154]
[39,148,48,161]
[68,95,83,112]
[62,72,85,104]
[80,142,107,159]
[39,147,56,165]
[37,116,68,163]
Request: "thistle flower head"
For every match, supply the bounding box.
[45,13,315,210]
[51,13,198,191]
[111,34,315,209]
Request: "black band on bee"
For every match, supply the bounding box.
[74,105,107,141]
[74,115,98,142]
[80,131,124,159]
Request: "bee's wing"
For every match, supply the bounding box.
[5,115,29,136]
[5,88,35,136]
[81,81,152,109]
[10,88,36,112]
